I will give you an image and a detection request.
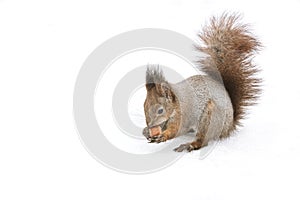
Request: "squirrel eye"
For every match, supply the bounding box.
[157,108,164,114]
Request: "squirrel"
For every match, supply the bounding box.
[142,13,261,152]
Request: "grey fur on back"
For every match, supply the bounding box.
[171,74,233,141]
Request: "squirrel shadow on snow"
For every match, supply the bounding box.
[142,13,262,152]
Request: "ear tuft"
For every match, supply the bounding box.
[145,65,166,91]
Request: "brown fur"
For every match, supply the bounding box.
[143,77,182,143]
[196,13,262,129]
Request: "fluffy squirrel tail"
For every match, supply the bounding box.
[196,13,262,129]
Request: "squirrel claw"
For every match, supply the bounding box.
[174,143,195,152]
[147,138,155,143]
[149,134,167,143]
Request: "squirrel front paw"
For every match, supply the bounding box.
[143,127,168,143]
[148,134,168,143]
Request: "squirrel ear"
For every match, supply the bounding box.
[146,83,155,91]
[156,82,175,101]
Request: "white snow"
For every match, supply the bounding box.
[1,0,300,200]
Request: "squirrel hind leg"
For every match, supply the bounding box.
[173,137,208,152]
[218,109,235,140]
[219,129,232,140]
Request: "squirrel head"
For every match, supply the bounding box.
[144,67,179,135]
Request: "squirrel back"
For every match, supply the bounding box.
[196,13,262,129]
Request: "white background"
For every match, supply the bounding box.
[1,0,300,199]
